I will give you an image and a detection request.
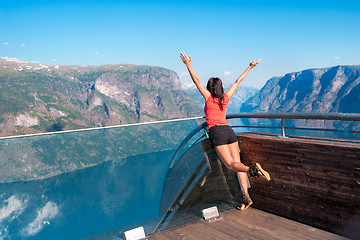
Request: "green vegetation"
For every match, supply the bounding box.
[0,59,202,138]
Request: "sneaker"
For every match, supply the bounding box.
[249,163,271,181]
[237,192,253,211]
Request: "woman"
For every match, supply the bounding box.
[180,52,270,211]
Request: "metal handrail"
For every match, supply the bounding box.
[226,112,360,121]
[0,116,204,140]
[231,125,360,134]
[226,112,360,138]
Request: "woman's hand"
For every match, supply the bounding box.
[180,52,192,65]
[250,59,261,68]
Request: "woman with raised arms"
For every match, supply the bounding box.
[180,52,270,210]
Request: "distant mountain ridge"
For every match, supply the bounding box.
[240,65,360,130]
[0,58,202,137]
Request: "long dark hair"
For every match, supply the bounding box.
[206,77,224,110]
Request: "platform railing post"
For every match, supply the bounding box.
[279,118,288,138]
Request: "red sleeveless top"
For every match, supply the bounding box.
[204,94,229,129]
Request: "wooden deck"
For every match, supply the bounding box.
[237,132,360,238]
[148,208,348,240]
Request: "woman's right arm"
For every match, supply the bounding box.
[225,59,261,99]
[180,52,211,100]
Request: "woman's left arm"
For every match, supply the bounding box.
[225,60,261,99]
[181,52,211,100]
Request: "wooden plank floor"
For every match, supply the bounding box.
[148,208,348,240]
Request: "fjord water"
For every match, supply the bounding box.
[1,150,173,239]
[0,118,206,240]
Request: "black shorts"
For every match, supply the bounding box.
[209,125,238,147]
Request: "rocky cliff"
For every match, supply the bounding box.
[0,58,202,137]
[240,65,360,130]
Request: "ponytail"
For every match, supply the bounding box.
[206,77,224,110]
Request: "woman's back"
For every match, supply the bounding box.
[204,94,229,129]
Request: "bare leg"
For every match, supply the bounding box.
[217,142,270,180]
[215,142,250,210]
[214,142,249,172]
[237,172,251,210]
[227,142,249,194]
[237,172,249,194]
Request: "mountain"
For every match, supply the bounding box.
[240,65,360,130]
[0,58,202,137]
[182,81,259,113]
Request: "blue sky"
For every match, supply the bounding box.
[1,0,360,88]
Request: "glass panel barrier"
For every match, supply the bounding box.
[3,113,359,239]
[0,117,209,240]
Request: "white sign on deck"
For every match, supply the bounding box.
[202,206,221,222]
[123,226,147,240]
